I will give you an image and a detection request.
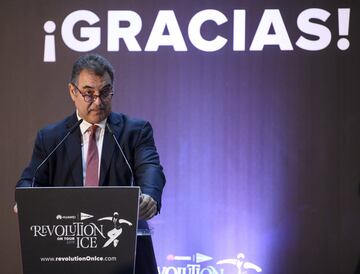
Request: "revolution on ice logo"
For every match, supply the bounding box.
[160,252,262,274]
[29,211,132,249]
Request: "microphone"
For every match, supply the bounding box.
[106,123,134,186]
[31,119,83,187]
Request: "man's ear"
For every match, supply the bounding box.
[68,83,76,102]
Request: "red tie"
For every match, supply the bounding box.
[85,125,99,187]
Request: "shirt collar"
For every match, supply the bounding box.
[76,111,107,135]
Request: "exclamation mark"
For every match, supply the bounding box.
[337,8,350,51]
[43,21,56,62]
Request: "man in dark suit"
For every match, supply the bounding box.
[15,53,166,273]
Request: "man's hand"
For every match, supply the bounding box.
[139,194,157,220]
[13,203,18,214]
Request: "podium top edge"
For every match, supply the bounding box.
[15,186,141,190]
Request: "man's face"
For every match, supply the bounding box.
[69,69,113,124]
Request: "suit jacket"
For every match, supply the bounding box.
[17,112,165,209]
[17,112,165,273]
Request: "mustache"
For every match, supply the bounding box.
[87,107,106,113]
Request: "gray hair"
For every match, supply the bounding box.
[70,53,114,84]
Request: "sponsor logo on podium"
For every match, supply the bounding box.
[29,211,132,249]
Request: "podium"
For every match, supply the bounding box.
[16,186,140,274]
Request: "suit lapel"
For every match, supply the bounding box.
[64,114,83,186]
[99,113,123,186]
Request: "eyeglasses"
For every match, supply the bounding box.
[71,82,114,103]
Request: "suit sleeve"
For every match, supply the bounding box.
[16,130,50,188]
[133,122,166,212]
